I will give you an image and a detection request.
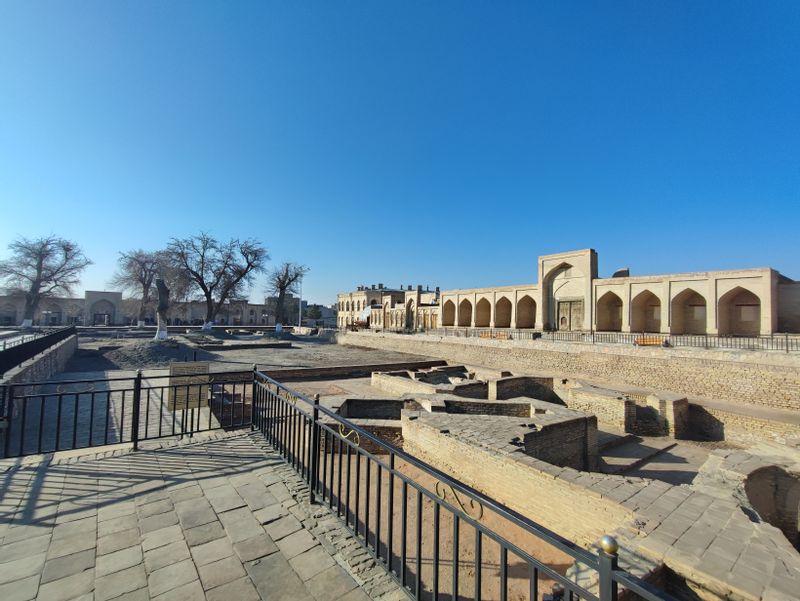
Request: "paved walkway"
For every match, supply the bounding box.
[0,432,405,601]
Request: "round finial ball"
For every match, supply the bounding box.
[600,535,619,555]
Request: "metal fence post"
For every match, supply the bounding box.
[251,364,257,431]
[132,370,142,451]
[309,393,320,504]
[598,535,619,601]
[0,384,8,459]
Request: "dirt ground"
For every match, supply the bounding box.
[64,334,431,373]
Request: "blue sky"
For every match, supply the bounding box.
[1,2,798,305]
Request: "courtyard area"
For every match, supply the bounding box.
[0,432,402,601]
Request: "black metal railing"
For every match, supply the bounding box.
[357,327,800,352]
[0,326,77,377]
[0,369,253,458]
[252,370,675,601]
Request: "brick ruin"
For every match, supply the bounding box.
[300,362,800,601]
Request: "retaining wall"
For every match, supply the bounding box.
[1,334,78,388]
[339,332,800,411]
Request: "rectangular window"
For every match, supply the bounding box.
[650,305,659,320]
[691,306,706,320]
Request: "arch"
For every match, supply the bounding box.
[39,301,64,326]
[495,297,512,328]
[370,299,378,307]
[1,303,17,326]
[458,299,473,327]
[516,295,536,329]
[345,301,350,312]
[718,287,761,336]
[442,300,455,326]
[745,466,800,549]
[596,291,623,332]
[543,262,585,330]
[90,299,116,326]
[631,290,661,333]
[405,300,415,329]
[475,298,491,327]
[670,289,707,334]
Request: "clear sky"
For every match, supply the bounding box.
[1,2,798,305]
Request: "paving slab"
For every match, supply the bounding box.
[0,433,402,601]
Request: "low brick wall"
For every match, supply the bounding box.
[1,334,78,388]
[341,332,800,411]
[401,413,632,546]
[488,376,563,404]
[556,383,635,432]
[689,404,800,445]
[370,371,488,399]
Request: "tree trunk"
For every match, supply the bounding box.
[22,293,37,328]
[154,279,170,341]
[275,289,287,325]
[201,294,215,331]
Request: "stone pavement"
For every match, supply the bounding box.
[0,432,406,601]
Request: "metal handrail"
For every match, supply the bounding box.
[253,370,677,601]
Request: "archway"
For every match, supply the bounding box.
[718,287,761,336]
[475,298,491,327]
[405,300,415,329]
[442,300,455,326]
[458,299,472,327]
[544,263,585,331]
[596,292,623,332]
[671,289,707,334]
[631,291,661,333]
[1,303,17,326]
[495,297,512,328]
[516,295,536,329]
[90,299,116,326]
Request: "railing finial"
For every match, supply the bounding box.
[600,534,619,555]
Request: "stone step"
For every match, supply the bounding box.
[597,430,637,452]
[598,438,677,475]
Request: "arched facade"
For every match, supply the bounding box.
[542,261,589,331]
[495,297,512,328]
[718,287,761,336]
[90,299,116,326]
[475,298,491,328]
[671,289,707,335]
[442,300,455,326]
[336,248,795,336]
[516,295,536,328]
[458,299,472,327]
[631,290,661,333]
[596,291,623,332]
[405,300,415,330]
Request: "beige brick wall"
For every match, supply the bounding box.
[401,414,633,546]
[341,332,800,411]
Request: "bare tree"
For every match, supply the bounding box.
[0,236,92,327]
[166,233,268,331]
[267,262,309,325]
[109,250,161,327]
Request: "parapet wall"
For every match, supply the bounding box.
[340,332,800,411]
[1,334,78,387]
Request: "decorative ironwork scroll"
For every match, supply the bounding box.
[338,423,360,447]
[435,481,484,520]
